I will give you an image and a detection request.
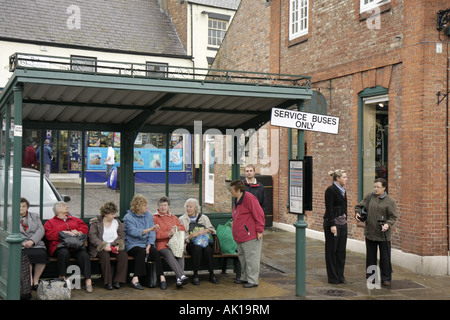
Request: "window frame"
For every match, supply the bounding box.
[208,18,228,48]
[146,62,169,78]
[289,0,309,41]
[360,0,390,13]
[70,55,97,72]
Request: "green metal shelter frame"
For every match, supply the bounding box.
[0,53,311,299]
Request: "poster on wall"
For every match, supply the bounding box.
[87,147,183,171]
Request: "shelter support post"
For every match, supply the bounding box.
[6,85,24,300]
[119,129,138,218]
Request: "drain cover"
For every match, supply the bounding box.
[387,279,425,290]
[317,288,358,297]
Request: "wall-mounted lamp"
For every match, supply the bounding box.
[437,9,450,36]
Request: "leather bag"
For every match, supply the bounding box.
[57,231,87,250]
[37,278,71,300]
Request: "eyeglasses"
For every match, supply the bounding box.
[373,186,385,189]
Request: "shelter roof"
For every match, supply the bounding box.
[1,54,312,133]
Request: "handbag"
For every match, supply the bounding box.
[211,233,222,255]
[359,194,373,222]
[145,255,157,288]
[168,226,185,258]
[37,278,71,300]
[57,231,87,250]
[216,219,237,254]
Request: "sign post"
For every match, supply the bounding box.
[272,105,338,297]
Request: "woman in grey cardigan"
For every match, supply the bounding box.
[20,197,47,290]
[355,178,398,286]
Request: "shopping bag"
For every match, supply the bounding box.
[168,227,185,258]
[216,219,237,254]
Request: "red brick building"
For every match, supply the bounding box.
[212,0,450,275]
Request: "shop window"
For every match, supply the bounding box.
[360,92,389,196]
[289,0,309,40]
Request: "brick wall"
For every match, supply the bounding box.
[211,0,450,257]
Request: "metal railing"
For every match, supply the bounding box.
[8,52,311,88]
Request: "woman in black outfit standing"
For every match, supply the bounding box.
[323,169,348,284]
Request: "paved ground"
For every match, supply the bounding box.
[26,179,450,313]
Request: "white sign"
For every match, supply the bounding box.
[270,108,339,135]
[14,125,22,137]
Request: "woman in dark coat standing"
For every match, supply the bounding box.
[323,169,348,284]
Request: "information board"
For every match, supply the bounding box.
[289,160,304,214]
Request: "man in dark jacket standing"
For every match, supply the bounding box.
[242,165,267,214]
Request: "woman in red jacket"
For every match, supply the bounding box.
[229,180,265,288]
[44,201,93,293]
[153,196,189,289]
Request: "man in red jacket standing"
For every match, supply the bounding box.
[229,180,265,288]
[23,141,38,168]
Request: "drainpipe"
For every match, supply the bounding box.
[447,40,449,275]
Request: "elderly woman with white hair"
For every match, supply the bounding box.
[179,198,219,285]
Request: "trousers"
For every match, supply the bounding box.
[54,247,91,279]
[236,238,262,285]
[365,238,392,282]
[97,250,128,284]
[159,248,185,279]
[186,242,214,274]
[323,222,347,283]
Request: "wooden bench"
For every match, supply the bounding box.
[42,213,240,279]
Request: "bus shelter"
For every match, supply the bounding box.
[0,53,311,299]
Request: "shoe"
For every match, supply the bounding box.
[234,279,248,284]
[130,281,144,290]
[160,281,167,290]
[86,285,93,293]
[112,282,120,289]
[32,285,38,291]
[181,275,189,285]
[176,278,183,289]
[382,281,391,286]
[105,283,113,290]
[191,277,200,286]
[209,275,220,285]
[243,283,258,288]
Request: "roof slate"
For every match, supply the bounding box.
[0,0,187,56]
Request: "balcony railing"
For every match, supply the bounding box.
[8,52,311,88]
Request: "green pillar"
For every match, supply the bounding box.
[119,129,137,219]
[294,101,308,297]
[7,85,24,300]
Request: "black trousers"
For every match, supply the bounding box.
[365,238,392,282]
[186,242,214,275]
[127,245,163,278]
[323,222,347,283]
[54,247,91,279]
